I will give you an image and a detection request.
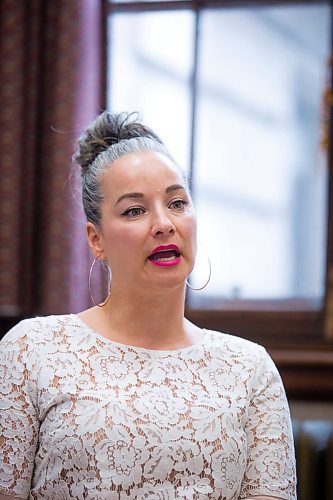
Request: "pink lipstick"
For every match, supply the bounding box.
[148,244,181,267]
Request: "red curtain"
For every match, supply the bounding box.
[0,0,104,318]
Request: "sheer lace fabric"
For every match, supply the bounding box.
[0,315,296,499]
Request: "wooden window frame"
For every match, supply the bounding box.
[106,0,333,398]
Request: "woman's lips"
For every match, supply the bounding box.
[148,244,181,267]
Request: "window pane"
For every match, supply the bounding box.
[107,11,194,175]
[191,4,331,302]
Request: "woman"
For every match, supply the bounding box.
[0,112,296,499]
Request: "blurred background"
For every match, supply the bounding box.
[0,1,332,497]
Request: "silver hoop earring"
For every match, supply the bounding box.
[186,243,212,291]
[88,257,111,307]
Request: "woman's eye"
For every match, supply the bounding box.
[122,207,145,218]
[170,199,188,210]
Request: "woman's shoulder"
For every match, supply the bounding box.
[202,328,276,375]
[203,329,283,393]
[204,328,267,357]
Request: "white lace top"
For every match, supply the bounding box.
[0,314,296,499]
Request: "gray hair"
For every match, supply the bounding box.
[82,136,174,226]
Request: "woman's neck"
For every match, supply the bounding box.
[79,282,201,350]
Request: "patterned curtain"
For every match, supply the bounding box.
[0,0,104,321]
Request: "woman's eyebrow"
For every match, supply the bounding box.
[114,184,186,206]
[165,184,186,194]
[114,192,144,206]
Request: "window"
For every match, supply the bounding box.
[106,0,333,397]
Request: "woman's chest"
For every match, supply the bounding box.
[34,352,252,497]
[38,350,252,438]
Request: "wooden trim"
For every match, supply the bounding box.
[106,0,326,14]
[272,349,333,366]
[270,349,333,400]
[185,307,324,345]
[324,269,333,341]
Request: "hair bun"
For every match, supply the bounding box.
[75,111,162,174]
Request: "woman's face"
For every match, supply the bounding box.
[88,150,197,291]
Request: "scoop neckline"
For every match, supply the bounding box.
[71,313,208,354]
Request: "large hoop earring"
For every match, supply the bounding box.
[186,243,212,291]
[88,257,111,307]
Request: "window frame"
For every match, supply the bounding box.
[106,0,333,399]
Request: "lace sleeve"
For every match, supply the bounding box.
[239,347,296,500]
[0,320,40,498]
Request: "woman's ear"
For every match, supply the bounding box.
[86,222,105,259]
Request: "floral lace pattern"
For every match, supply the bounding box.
[0,315,296,499]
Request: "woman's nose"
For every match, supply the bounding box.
[151,211,176,238]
